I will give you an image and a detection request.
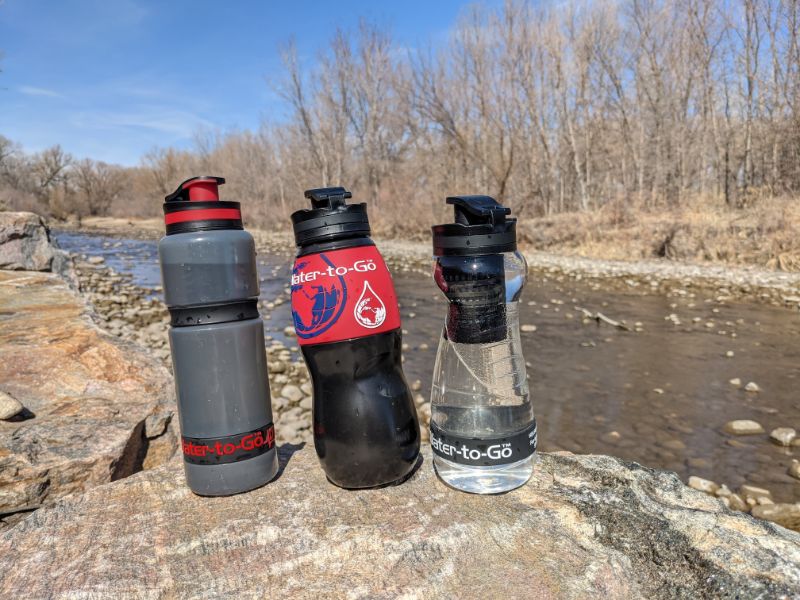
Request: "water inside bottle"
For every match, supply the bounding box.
[430,303,536,493]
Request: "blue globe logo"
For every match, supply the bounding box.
[291,254,348,339]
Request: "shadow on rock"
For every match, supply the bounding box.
[274,442,306,482]
[5,408,35,422]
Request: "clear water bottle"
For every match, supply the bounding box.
[429,195,537,494]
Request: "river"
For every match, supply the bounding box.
[54,230,800,502]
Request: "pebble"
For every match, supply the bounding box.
[725,351,734,358]
[418,402,431,422]
[283,326,296,337]
[280,384,304,403]
[419,425,430,442]
[411,380,422,392]
[299,397,312,411]
[729,378,742,387]
[687,476,719,494]
[727,493,748,512]
[744,381,761,393]
[769,427,796,446]
[725,439,751,448]
[521,324,537,333]
[687,457,712,469]
[715,484,732,498]
[300,382,313,396]
[87,256,105,264]
[0,390,24,420]
[661,439,686,451]
[601,431,622,444]
[739,484,772,500]
[788,460,800,480]
[723,420,764,435]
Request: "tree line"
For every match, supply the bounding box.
[2,0,798,236]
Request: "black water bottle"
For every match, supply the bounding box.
[289,187,420,488]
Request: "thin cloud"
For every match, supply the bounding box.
[18,85,65,99]
[72,107,215,138]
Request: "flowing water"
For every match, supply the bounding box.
[55,231,800,502]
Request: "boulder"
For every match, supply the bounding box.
[0,447,798,598]
[0,211,76,287]
[0,270,175,525]
[0,211,63,272]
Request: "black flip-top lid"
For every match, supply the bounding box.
[291,186,371,246]
[432,195,517,256]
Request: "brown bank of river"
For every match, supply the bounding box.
[55,230,800,503]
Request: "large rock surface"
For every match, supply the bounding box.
[1,446,798,599]
[0,270,175,523]
[0,211,67,272]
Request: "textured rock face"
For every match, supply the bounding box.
[1,447,798,599]
[0,270,175,524]
[0,211,63,271]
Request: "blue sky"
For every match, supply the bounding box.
[0,0,481,165]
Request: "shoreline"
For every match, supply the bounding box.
[55,216,800,306]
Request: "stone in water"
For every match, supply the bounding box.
[769,427,796,447]
[723,420,764,435]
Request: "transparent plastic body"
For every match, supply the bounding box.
[430,250,536,494]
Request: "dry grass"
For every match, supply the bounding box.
[54,193,800,272]
[517,195,800,271]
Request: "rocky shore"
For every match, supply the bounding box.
[2,446,800,598]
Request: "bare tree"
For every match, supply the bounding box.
[3,0,800,233]
[73,159,125,215]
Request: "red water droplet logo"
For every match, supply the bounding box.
[354,280,387,329]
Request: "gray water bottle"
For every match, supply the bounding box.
[158,176,278,496]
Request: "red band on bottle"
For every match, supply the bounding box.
[290,246,401,346]
[164,208,242,225]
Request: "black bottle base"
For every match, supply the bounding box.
[302,329,421,489]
